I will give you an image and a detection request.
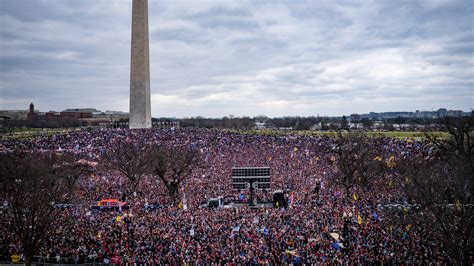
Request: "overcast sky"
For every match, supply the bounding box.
[0,0,472,117]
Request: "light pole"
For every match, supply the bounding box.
[123,212,134,252]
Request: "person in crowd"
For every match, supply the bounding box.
[0,128,449,264]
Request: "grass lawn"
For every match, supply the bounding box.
[0,128,82,141]
[227,129,449,139]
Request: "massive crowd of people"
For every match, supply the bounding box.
[0,128,453,264]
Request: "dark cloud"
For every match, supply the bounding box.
[0,0,472,117]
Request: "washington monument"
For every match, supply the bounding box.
[129,0,152,129]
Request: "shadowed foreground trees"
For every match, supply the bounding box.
[0,151,91,266]
[395,117,473,265]
[333,117,472,264]
[333,132,386,196]
[332,118,473,264]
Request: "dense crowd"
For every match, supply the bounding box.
[0,128,452,264]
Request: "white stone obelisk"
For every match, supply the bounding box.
[129,0,151,129]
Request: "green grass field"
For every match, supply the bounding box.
[0,128,82,141]
[227,129,450,139]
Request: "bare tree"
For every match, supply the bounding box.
[393,116,406,130]
[103,138,155,194]
[151,145,201,203]
[339,115,350,131]
[0,151,90,265]
[350,114,361,130]
[333,132,385,196]
[361,118,374,131]
[396,116,473,265]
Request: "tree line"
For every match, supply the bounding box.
[2,114,467,131]
[157,115,456,131]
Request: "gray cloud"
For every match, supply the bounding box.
[0,0,472,117]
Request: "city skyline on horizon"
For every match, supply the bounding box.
[1,0,473,117]
[6,101,470,119]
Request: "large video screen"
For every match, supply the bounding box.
[232,167,270,190]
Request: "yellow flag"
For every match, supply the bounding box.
[116,215,122,223]
[178,201,183,209]
[353,193,357,201]
[455,199,461,211]
[293,147,298,152]
[387,156,396,168]
[357,215,362,225]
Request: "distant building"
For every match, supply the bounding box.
[414,110,437,118]
[92,110,129,122]
[356,108,467,120]
[63,108,101,113]
[255,122,266,129]
[0,103,131,128]
[311,122,323,130]
[447,110,463,117]
[0,109,29,120]
[436,108,447,117]
[28,103,92,121]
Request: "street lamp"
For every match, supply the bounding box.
[123,212,134,251]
